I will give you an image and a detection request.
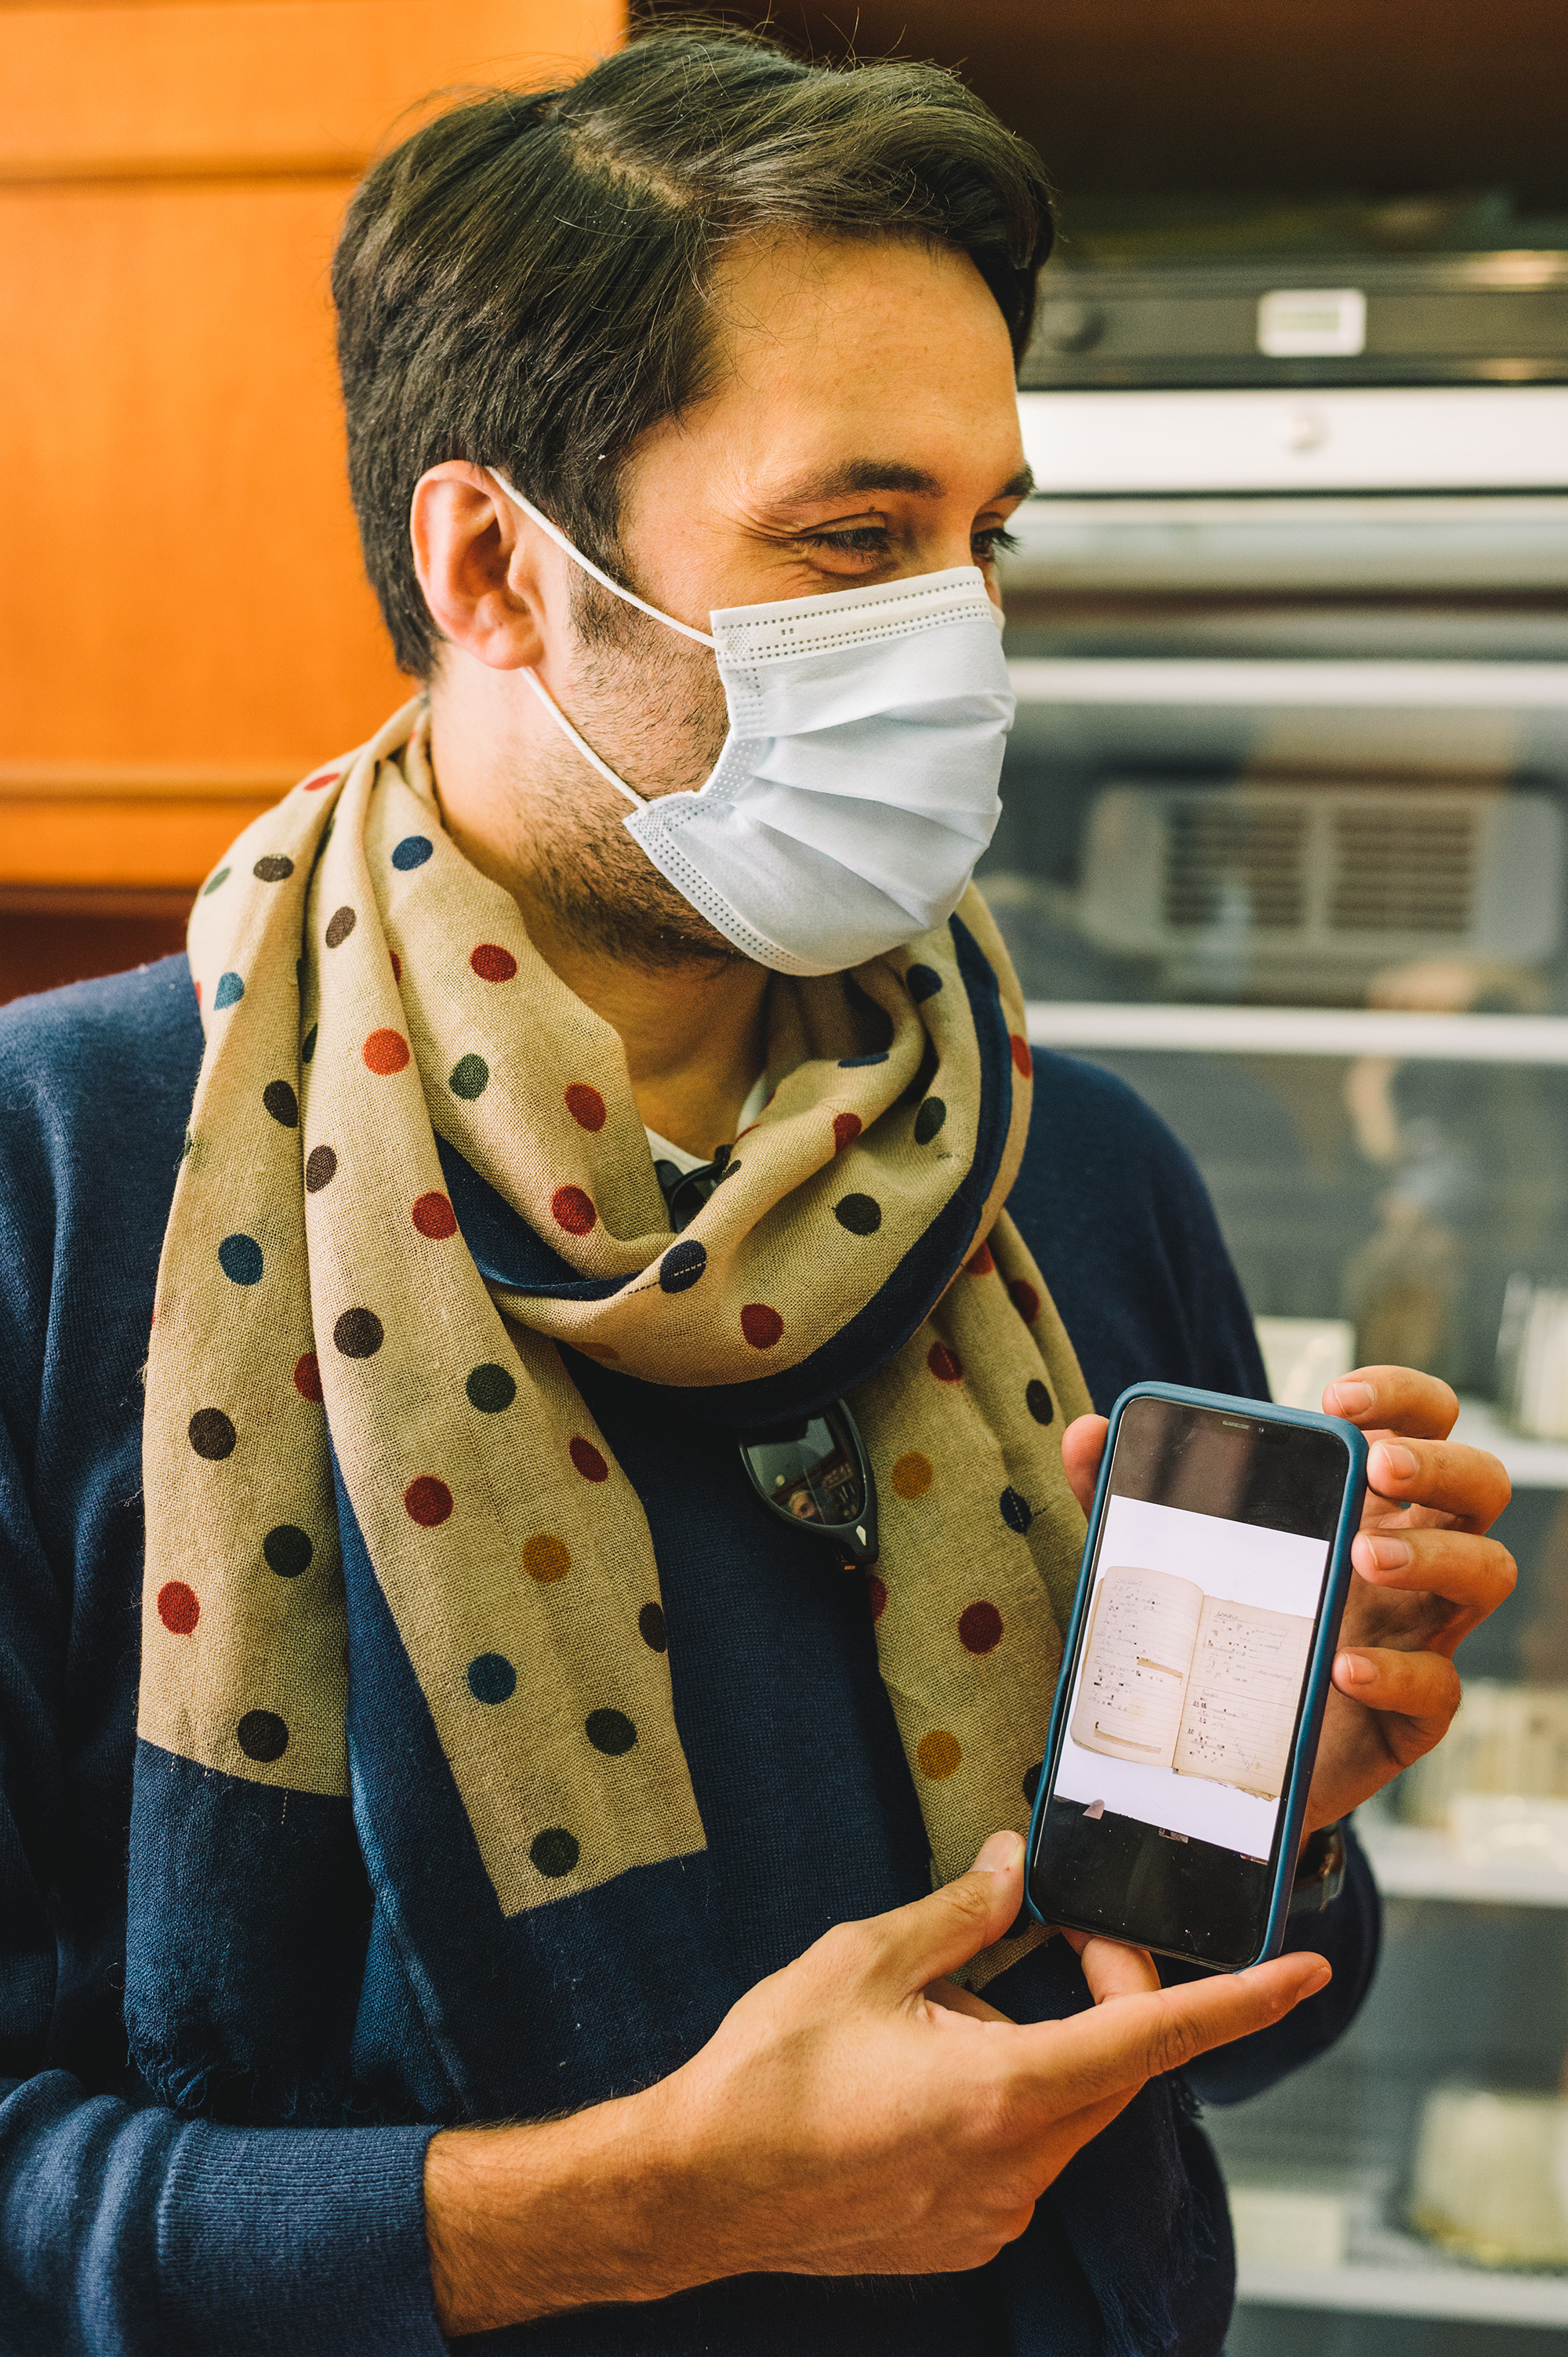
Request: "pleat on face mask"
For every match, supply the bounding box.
[492,472,1015,975]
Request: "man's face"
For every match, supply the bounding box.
[499,230,1030,968]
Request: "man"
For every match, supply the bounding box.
[0,27,1513,2356]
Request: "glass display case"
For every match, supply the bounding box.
[993,325,1568,2347]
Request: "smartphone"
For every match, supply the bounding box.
[1025,1382,1368,1971]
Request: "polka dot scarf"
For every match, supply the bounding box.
[140,699,1092,1993]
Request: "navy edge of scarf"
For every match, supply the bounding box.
[124,912,1203,2353]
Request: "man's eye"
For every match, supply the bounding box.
[800,528,891,557]
[973,526,1021,562]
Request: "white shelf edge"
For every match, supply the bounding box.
[1359,1818,1568,1909]
[1448,1396,1568,1489]
[1007,656,1568,707]
[1236,2257,1568,2325]
[1024,1001,1568,1063]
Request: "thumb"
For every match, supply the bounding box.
[1062,1414,1109,1517]
[865,1830,1026,1995]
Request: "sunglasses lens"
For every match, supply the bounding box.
[742,1411,865,1531]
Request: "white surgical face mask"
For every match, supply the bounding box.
[490,472,1015,976]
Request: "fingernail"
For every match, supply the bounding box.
[1337,1651,1375,1686]
[1376,1443,1418,1481]
[1366,1534,1412,1570]
[1328,1379,1374,1415]
[1302,1960,1332,1995]
[975,1830,1024,1874]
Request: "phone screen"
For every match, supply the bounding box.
[1029,1393,1355,1969]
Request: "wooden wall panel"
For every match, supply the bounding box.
[1,176,401,771]
[0,0,624,1001]
[0,1,621,181]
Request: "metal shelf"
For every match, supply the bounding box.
[1007,655,1568,707]
[1359,1818,1568,1910]
[1024,1000,1568,1064]
[1228,2170,1568,2324]
[1447,1396,1568,1490]
[1238,2254,1568,2326]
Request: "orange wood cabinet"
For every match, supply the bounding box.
[0,0,622,989]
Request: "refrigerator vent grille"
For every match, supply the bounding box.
[1078,783,1563,968]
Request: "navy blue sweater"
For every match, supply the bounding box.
[0,957,1377,2356]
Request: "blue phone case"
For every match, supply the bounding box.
[1024,1381,1369,1969]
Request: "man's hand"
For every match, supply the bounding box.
[425,1830,1327,2333]
[1062,1364,1515,1837]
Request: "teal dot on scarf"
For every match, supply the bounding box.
[392,835,434,871]
[1025,1378,1054,1425]
[906,964,942,1002]
[913,1096,946,1144]
[449,1053,489,1099]
[467,1652,516,1704]
[212,971,244,1010]
[1000,1487,1032,1534]
[218,1233,263,1285]
[659,1239,706,1293]
[302,1025,318,1062]
[201,868,230,898]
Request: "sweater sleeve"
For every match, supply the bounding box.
[0,968,448,2357]
[0,1422,447,2357]
[0,2073,445,2357]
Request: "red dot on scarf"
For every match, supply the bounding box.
[390,950,401,982]
[959,1600,1004,1654]
[927,1340,963,1383]
[551,1185,597,1236]
[1011,1034,1033,1079]
[303,768,340,792]
[293,1351,323,1402]
[194,979,202,1008]
[966,1242,995,1276]
[564,1084,607,1132]
[866,1575,887,1622]
[363,1029,410,1075]
[405,1475,454,1527]
[833,1112,862,1153]
[1009,1279,1040,1326]
[741,1303,784,1349]
[470,943,518,983]
[569,1436,609,1482]
[412,1191,458,1239]
[158,1581,200,1635]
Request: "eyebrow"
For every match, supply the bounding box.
[767,459,1036,507]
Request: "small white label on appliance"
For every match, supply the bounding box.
[1257,287,1367,357]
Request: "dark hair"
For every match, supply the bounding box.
[332,25,1054,676]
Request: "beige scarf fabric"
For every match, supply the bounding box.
[140,700,1091,1988]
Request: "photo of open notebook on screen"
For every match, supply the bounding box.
[1067,1565,1313,1803]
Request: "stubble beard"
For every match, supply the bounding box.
[517,575,747,975]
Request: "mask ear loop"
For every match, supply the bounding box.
[518,668,647,812]
[488,470,717,649]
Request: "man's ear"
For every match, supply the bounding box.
[411,464,556,671]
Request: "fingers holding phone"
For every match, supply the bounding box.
[641,1829,1328,2288]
